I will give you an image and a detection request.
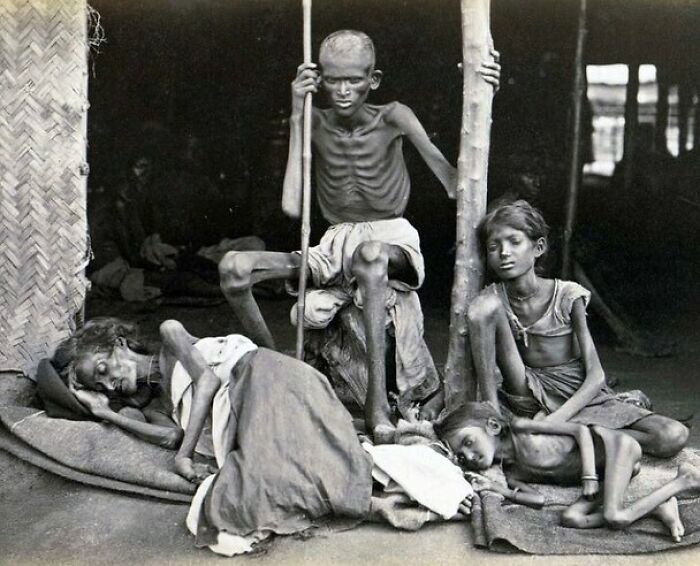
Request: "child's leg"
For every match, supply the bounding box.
[623,414,689,458]
[466,294,528,406]
[592,425,700,537]
[561,495,605,529]
[219,251,301,348]
[351,242,410,441]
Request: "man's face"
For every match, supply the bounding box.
[319,51,378,119]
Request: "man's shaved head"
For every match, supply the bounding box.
[319,30,376,70]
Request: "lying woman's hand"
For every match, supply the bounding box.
[73,389,111,415]
[174,456,217,484]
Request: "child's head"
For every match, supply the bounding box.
[318,30,381,118]
[435,402,506,471]
[478,200,550,278]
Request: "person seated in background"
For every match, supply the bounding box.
[88,138,265,303]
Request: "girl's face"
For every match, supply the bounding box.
[74,337,139,396]
[446,425,498,471]
[485,224,545,280]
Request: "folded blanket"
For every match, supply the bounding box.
[472,448,700,554]
[0,405,195,502]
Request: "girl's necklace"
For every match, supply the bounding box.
[507,285,539,302]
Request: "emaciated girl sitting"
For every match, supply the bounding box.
[466,200,688,457]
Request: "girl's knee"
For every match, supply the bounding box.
[651,419,689,457]
[467,294,502,326]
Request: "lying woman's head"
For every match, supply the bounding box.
[52,317,153,396]
[434,402,507,471]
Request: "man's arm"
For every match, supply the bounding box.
[511,416,598,498]
[391,104,457,199]
[282,63,319,218]
[546,299,606,423]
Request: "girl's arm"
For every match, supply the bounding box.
[546,298,606,423]
[73,389,182,449]
[511,417,598,498]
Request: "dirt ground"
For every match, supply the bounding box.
[1,278,699,565]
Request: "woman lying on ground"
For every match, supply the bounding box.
[438,401,700,542]
[48,317,473,545]
[464,200,688,457]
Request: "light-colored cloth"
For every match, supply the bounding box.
[306,218,424,293]
[489,279,591,347]
[170,334,258,466]
[293,218,439,404]
[500,358,653,428]
[363,442,473,520]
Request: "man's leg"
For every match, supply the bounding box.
[351,241,413,441]
[219,251,302,348]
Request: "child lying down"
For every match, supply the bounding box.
[47,317,473,554]
[438,401,700,542]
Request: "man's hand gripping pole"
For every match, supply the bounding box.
[295,0,313,359]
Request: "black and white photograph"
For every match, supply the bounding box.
[1,1,699,564]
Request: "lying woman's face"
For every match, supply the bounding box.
[74,337,139,395]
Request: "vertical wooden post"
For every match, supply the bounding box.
[622,62,640,192]
[655,66,670,153]
[295,0,313,359]
[444,0,494,407]
[561,0,588,279]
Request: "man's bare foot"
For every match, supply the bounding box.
[373,423,396,445]
[676,462,700,492]
[653,497,685,542]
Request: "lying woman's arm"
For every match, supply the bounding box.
[72,389,182,449]
[159,320,220,483]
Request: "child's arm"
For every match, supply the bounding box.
[546,298,606,423]
[511,417,599,498]
[390,103,457,199]
[466,472,544,509]
[282,63,319,218]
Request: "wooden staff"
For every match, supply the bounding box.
[444,0,494,407]
[295,0,313,359]
[561,0,588,279]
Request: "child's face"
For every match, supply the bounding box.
[319,51,379,119]
[74,338,139,396]
[446,425,498,471]
[485,224,544,280]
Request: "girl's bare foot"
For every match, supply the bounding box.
[676,462,700,491]
[653,497,684,542]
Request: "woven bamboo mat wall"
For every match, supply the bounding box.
[0,0,88,376]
